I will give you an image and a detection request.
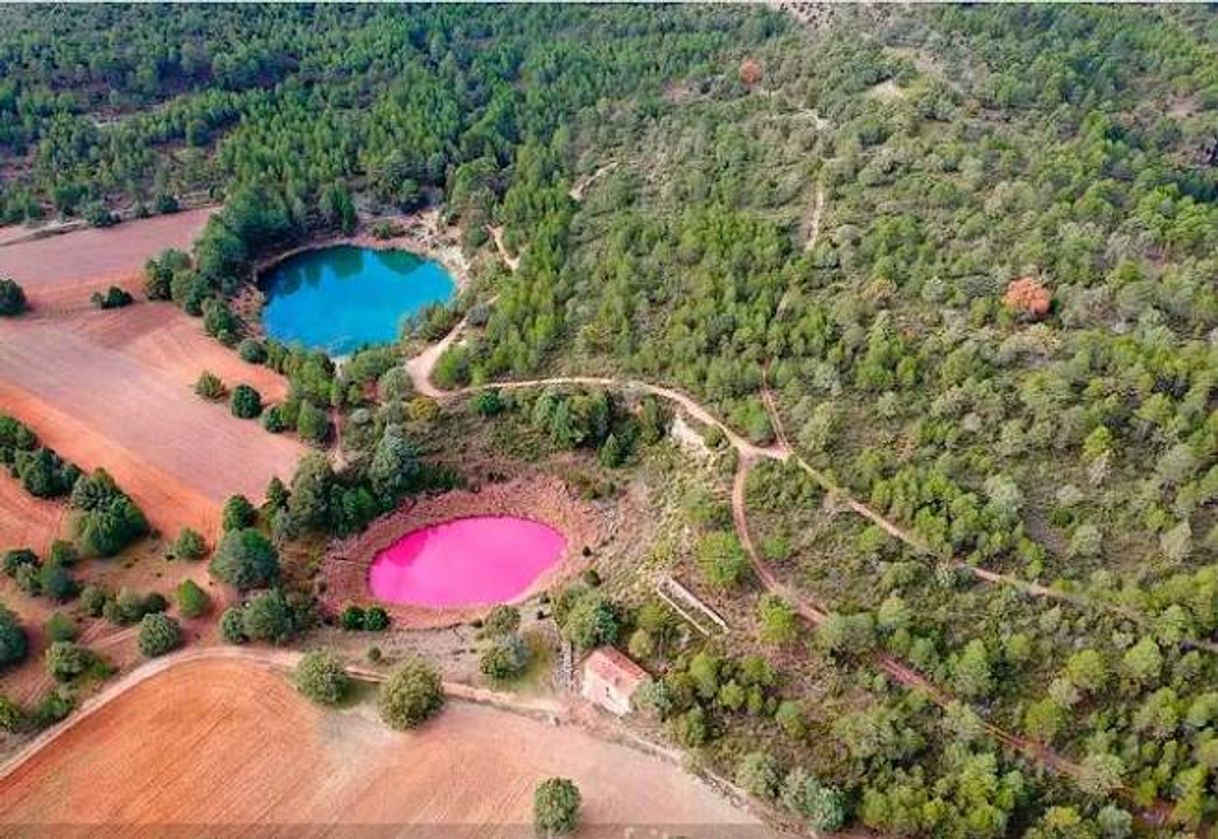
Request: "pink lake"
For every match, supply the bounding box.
[368,516,567,607]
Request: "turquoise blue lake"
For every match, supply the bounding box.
[260,245,456,356]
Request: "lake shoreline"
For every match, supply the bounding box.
[235,210,470,351]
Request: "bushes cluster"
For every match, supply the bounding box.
[70,469,149,556]
[90,285,133,309]
[339,604,390,632]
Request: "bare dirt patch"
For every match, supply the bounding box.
[0,656,760,835]
[0,309,304,539]
[0,473,66,553]
[324,475,600,627]
[0,208,213,312]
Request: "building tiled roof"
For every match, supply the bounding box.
[583,647,648,693]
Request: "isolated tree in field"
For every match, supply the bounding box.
[210,528,279,590]
[172,527,206,560]
[0,605,28,668]
[533,777,581,836]
[137,613,182,657]
[0,278,26,316]
[294,650,350,706]
[176,579,211,618]
[222,494,257,531]
[230,384,263,419]
[195,371,225,401]
[378,658,444,730]
[45,641,92,683]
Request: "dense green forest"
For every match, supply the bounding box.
[10,3,1218,835]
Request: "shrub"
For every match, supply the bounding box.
[242,589,296,644]
[737,750,782,799]
[779,767,847,832]
[484,605,521,637]
[104,588,166,626]
[0,604,28,668]
[3,548,38,578]
[195,371,226,400]
[296,400,330,443]
[47,540,77,567]
[0,694,26,733]
[340,605,366,631]
[230,384,263,419]
[138,613,182,657]
[90,285,133,309]
[0,278,27,316]
[79,585,109,617]
[757,595,799,646]
[696,531,750,588]
[377,658,444,730]
[480,633,530,681]
[45,641,92,682]
[210,528,279,590]
[222,494,257,531]
[237,338,267,364]
[31,686,75,728]
[176,579,211,618]
[261,405,288,433]
[364,605,390,631]
[172,527,207,560]
[473,389,504,417]
[220,606,248,644]
[533,778,581,836]
[294,650,350,706]
[44,612,77,642]
[38,563,77,602]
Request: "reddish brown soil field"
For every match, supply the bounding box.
[0,307,303,538]
[0,473,65,553]
[0,658,759,836]
[0,209,213,311]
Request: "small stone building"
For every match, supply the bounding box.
[580,647,648,716]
